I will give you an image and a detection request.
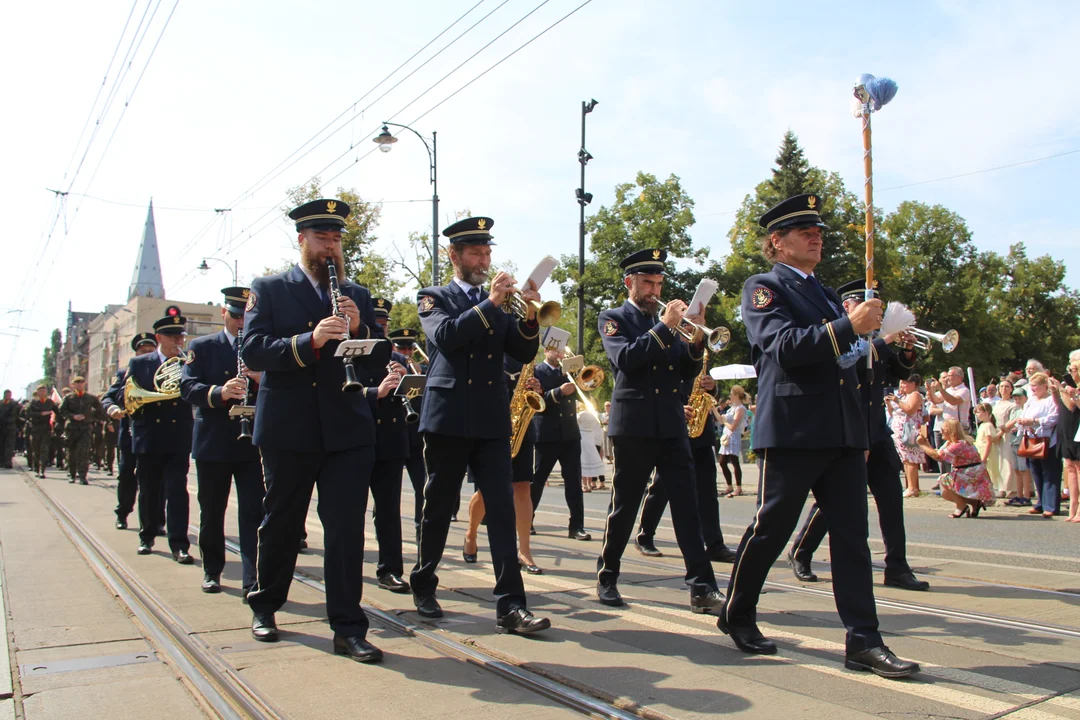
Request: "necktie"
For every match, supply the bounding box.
[468,287,481,306]
[319,286,331,312]
[806,275,838,315]
[232,337,238,353]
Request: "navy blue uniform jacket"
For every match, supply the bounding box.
[241,264,381,453]
[366,350,410,461]
[124,353,194,456]
[416,283,540,439]
[741,263,866,450]
[180,330,261,463]
[102,368,132,442]
[533,361,579,442]
[598,300,703,438]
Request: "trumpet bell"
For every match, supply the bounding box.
[578,365,605,391]
[910,327,960,353]
[707,327,731,353]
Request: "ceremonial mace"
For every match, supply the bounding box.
[852,73,898,380]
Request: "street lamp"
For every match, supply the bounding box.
[198,258,238,286]
[373,122,439,287]
[576,98,598,353]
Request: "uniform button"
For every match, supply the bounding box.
[840,379,844,385]
[172,401,178,406]
[487,354,493,359]
[672,388,677,393]
[489,330,494,335]
[857,384,862,389]
[171,419,176,423]
[308,321,314,328]
[156,419,161,423]
[312,382,317,387]
[393,418,397,423]
[655,389,659,394]
[669,365,674,371]
[470,353,474,358]
[468,379,473,385]
[377,419,382,424]
[653,365,657,370]
[488,381,493,385]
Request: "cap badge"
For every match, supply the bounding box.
[603,320,619,336]
[751,287,774,309]
[173,317,181,325]
[376,299,385,307]
[651,249,661,260]
[807,196,817,209]
[477,218,486,230]
[242,289,250,298]
[326,200,337,214]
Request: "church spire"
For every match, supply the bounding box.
[128,200,165,300]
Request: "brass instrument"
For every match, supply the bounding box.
[655,300,731,353]
[327,258,362,392]
[410,344,430,364]
[124,349,187,415]
[489,271,562,327]
[560,347,605,414]
[686,349,717,438]
[908,327,959,353]
[509,361,545,458]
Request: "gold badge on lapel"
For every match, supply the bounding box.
[418,296,435,313]
[603,320,619,336]
[751,287,774,309]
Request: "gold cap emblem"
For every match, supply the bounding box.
[477,218,486,230]
[326,200,337,214]
[377,299,385,307]
[242,289,250,298]
[807,196,817,209]
[652,249,661,260]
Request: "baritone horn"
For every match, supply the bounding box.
[655,300,731,352]
[909,327,960,353]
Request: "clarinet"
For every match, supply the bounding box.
[386,362,419,423]
[327,258,362,393]
[236,328,253,441]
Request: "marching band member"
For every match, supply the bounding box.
[595,249,724,614]
[241,198,393,663]
[389,328,428,538]
[180,287,266,598]
[410,216,550,635]
[719,194,918,678]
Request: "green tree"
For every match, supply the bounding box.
[551,171,710,401]
[42,328,61,388]
[283,179,383,282]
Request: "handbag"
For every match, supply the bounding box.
[900,421,919,448]
[1017,432,1048,460]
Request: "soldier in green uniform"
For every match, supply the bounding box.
[26,386,58,478]
[52,389,71,470]
[59,376,103,484]
[0,389,19,468]
[92,418,105,470]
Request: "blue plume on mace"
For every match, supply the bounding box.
[853,73,898,112]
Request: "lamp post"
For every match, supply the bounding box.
[198,258,238,286]
[576,99,598,353]
[374,123,439,287]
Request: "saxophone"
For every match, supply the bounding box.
[686,349,716,439]
[509,361,546,458]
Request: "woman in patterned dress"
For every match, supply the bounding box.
[916,418,996,517]
[717,385,749,497]
[886,373,925,498]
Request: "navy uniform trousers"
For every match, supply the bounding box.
[531,440,585,531]
[115,424,138,519]
[196,460,265,590]
[405,444,427,533]
[636,443,727,553]
[372,454,407,578]
[790,439,910,577]
[136,452,190,551]
[599,436,716,594]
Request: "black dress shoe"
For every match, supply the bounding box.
[115,516,128,530]
[716,612,777,655]
[787,550,818,582]
[377,573,411,593]
[298,538,308,552]
[201,574,222,593]
[136,543,152,555]
[172,550,194,565]
[634,537,662,557]
[252,613,279,642]
[519,559,543,575]
[883,571,930,592]
[414,594,444,618]
[597,583,624,606]
[690,589,725,615]
[709,545,738,563]
[844,646,920,678]
[496,608,551,635]
[333,633,384,662]
[568,528,592,541]
[462,545,478,564]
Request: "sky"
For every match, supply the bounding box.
[2,0,1078,392]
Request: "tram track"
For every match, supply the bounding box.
[23,470,284,720]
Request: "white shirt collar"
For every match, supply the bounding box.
[627,298,653,316]
[544,359,560,370]
[778,262,814,280]
[156,349,168,364]
[223,328,237,345]
[453,276,483,297]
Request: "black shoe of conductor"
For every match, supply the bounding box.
[634,536,662,557]
[377,573,411,594]
[495,608,551,635]
[844,646,920,678]
[568,528,592,541]
[333,634,384,663]
[690,589,725,615]
[716,610,777,655]
[597,583,624,607]
[252,613,279,642]
[414,594,444,619]
[201,573,222,594]
[787,550,818,582]
[883,570,930,592]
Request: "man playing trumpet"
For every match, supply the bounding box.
[595,248,725,614]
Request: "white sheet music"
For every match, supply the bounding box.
[335,339,384,359]
[525,256,558,291]
[687,278,719,317]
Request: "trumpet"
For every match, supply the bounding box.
[908,327,959,353]
[655,300,731,353]
[489,272,562,327]
[560,347,605,413]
